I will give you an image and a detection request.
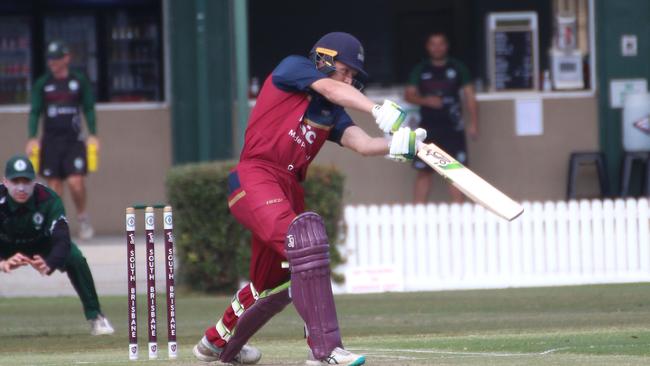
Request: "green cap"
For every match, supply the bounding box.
[5,155,35,181]
[47,40,70,60]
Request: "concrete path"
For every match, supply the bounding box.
[0,236,171,298]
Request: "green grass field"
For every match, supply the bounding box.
[2,283,650,365]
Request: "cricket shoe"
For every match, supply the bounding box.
[193,336,262,364]
[78,219,95,240]
[306,347,366,366]
[89,315,114,336]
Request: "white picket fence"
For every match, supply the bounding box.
[340,198,650,293]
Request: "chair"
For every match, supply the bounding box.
[620,151,650,197]
[567,152,609,199]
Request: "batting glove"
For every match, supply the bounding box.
[388,127,427,162]
[372,99,406,133]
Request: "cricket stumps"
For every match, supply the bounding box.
[125,205,177,361]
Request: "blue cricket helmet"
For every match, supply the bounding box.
[310,32,367,81]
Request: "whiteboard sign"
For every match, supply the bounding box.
[609,79,647,108]
[515,98,543,136]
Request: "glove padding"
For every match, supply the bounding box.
[388,127,427,162]
[372,99,406,133]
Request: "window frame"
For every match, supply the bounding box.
[0,0,170,112]
[476,0,596,101]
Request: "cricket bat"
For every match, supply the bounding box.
[417,143,524,221]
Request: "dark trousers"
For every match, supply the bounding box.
[64,243,102,320]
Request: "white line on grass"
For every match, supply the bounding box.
[540,347,571,355]
[351,347,571,358]
[12,347,574,365]
[362,353,425,361]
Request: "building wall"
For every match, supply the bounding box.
[0,95,597,234]
[316,96,599,204]
[0,107,171,236]
[168,0,235,163]
[596,0,650,192]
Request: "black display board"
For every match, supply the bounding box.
[493,30,535,90]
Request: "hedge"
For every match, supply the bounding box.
[166,161,345,293]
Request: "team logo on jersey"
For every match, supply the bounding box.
[14,160,27,171]
[288,122,316,148]
[74,157,85,170]
[0,196,6,205]
[446,68,457,79]
[300,123,316,144]
[33,213,44,228]
[44,84,56,92]
[69,80,79,91]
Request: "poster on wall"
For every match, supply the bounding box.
[609,79,647,108]
[515,98,543,136]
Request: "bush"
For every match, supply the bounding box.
[166,161,345,293]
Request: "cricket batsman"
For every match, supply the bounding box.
[0,155,113,336]
[193,32,425,365]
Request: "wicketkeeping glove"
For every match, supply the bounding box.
[388,127,427,162]
[372,99,406,133]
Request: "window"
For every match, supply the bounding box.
[0,17,31,104]
[0,0,164,105]
[106,11,163,102]
[248,0,595,95]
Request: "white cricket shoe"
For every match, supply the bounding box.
[305,347,366,366]
[89,315,114,336]
[78,220,95,240]
[192,336,262,364]
[306,347,366,366]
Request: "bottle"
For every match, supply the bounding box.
[87,142,98,172]
[29,145,40,173]
[15,82,24,103]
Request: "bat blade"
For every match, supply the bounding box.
[417,143,524,221]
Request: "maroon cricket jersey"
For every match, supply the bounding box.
[240,56,354,180]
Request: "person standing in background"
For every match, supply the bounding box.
[25,40,98,240]
[405,32,479,203]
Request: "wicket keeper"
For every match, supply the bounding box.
[0,155,113,336]
[193,32,425,365]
